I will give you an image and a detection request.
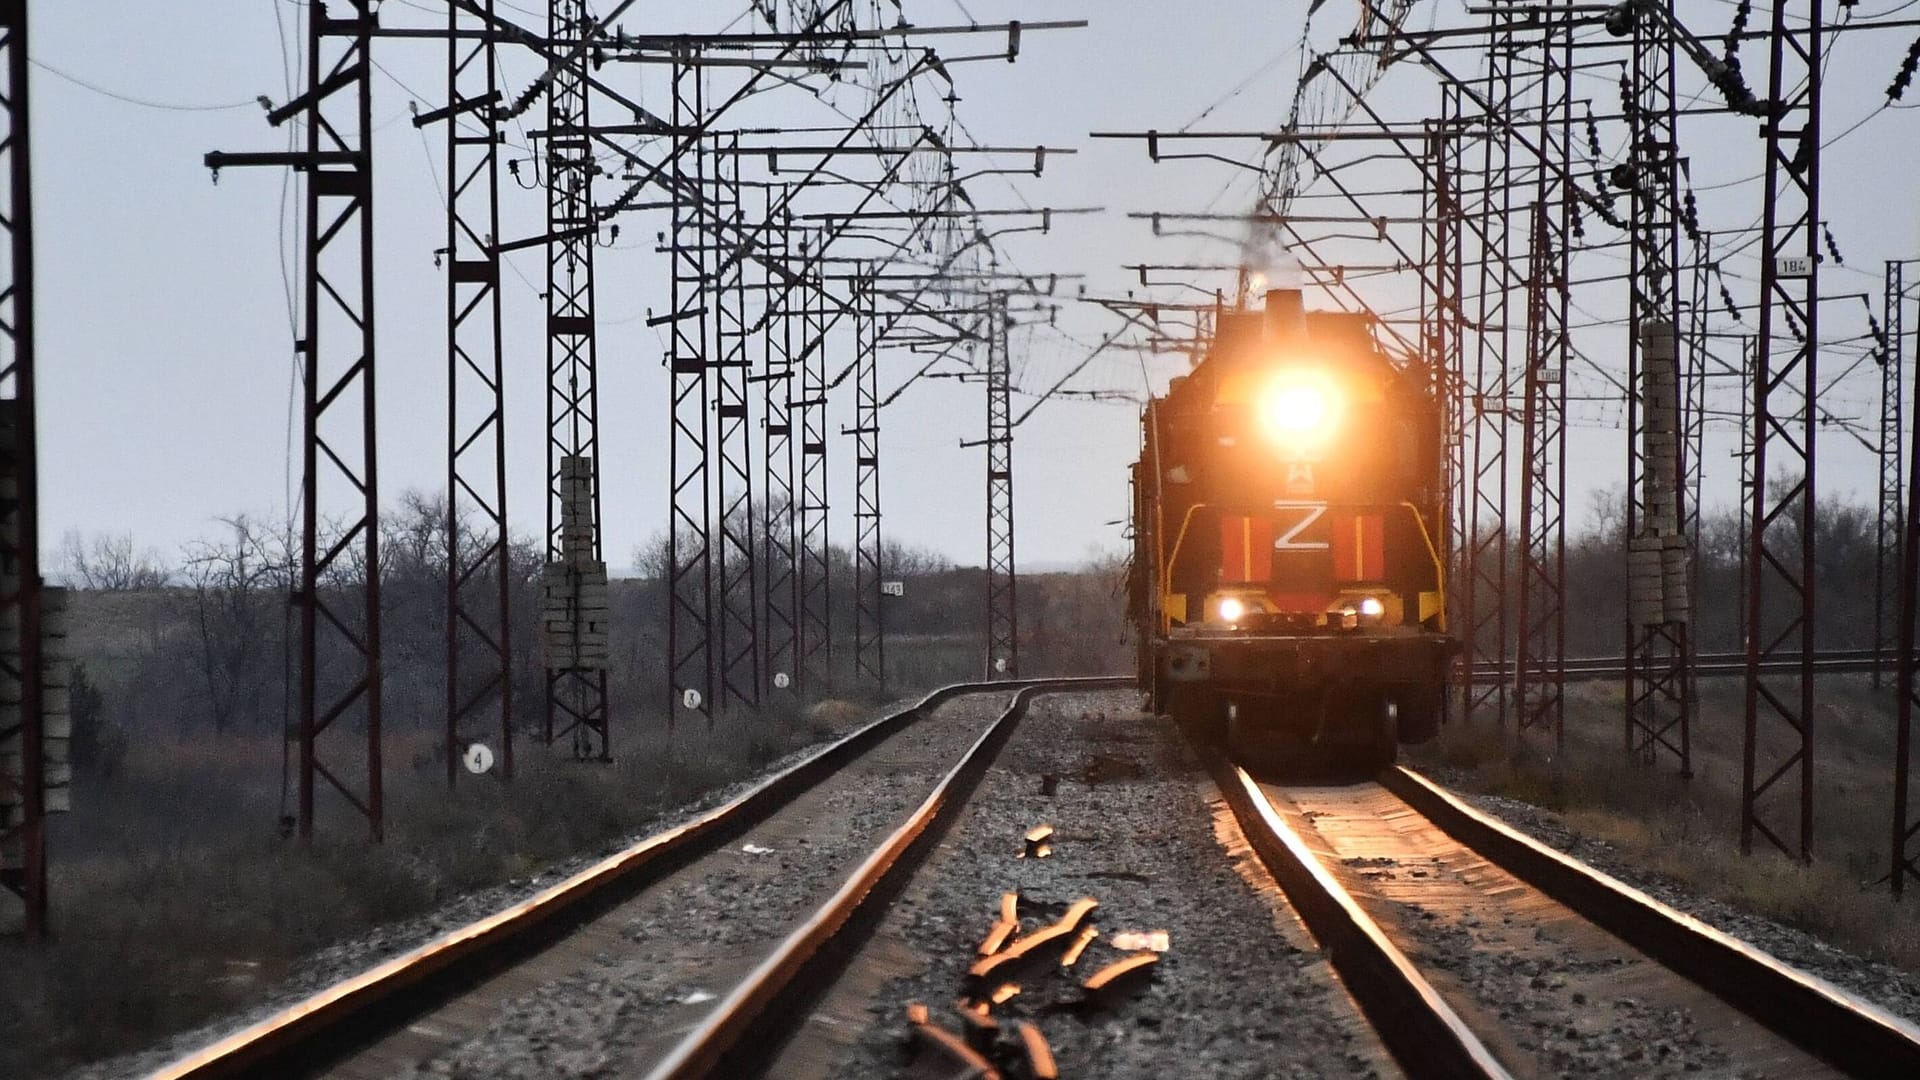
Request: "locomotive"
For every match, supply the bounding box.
[1127,287,1456,768]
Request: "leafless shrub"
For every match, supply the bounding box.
[59,529,171,590]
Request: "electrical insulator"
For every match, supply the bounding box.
[1725,0,1752,56]
[1890,36,1920,102]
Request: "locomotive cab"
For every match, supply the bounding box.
[1130,288,1457,770]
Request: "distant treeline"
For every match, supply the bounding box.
[1488,487,1885,658]
[55,495,1133,773]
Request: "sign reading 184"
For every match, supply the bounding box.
[1775,255,1814,279]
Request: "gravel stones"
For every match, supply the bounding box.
[396,691,1019,1079]
[1443,784,1920,1026]
[816,690,1396,1080]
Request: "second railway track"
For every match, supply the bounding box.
[1201,737,1920,1079]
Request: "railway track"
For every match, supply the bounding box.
[1504,648,1896,684]
[148,677,1122,1080]
[143,680,1920,1078]
[1199,741,1920,1079]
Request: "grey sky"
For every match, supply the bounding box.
[30,1,1920,578]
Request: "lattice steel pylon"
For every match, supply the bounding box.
[1431,86,1470,668]
[1741,0,1822,860]
[1877,260,1907,691]
[1624,0,1692,775]
[984,290,1018,679]
[0,0,45,935]
[667,57,714,721]
[206,1,384,840]
[1513,17,1571,748]
[713,134,759,715]
[851,272,885,690]
[542,0,609,759]
[1459,32,1518,724]
[1894,261,1920,895]
[761,193,799,698]
[796,239,832,692]
[432,0,512,784]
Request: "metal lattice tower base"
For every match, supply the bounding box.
[984,290,1018,679]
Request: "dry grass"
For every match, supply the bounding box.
[1410,676,1920,972]
[0,702,848,1079]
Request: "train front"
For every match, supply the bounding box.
[1138,288,1456,767]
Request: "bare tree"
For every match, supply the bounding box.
[180,516,291,733]
[60,529,170,590]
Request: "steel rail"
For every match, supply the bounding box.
[1192,738,1512,1080]
[645,677,1130,1079]
[1382,766,1920,1078]
[1476,648,1896,684]
[150,676,1120,1080]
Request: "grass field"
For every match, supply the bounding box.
[1,698,855,1079]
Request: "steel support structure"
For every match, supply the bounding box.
[206,2,382,839]
[762,195,799,697]
[1741,0,1821,860]
[713,134,759,714]
[1683,234,1712,551]
[1513,16,1571,749]
[851,272,884,690]
[297,3,382,840]
[1435,87,1472,671]
[666,58,714,721]
[1421,115,1461,576]
[0,0,41,935]
[1459,31,1517,724]
[797,235,832,691]
[543,0,609,758]
[1895,263,1920,894]
[1877,260,1907,691]
[1624,0,1692,774]
[984,290,1018,678]
[438,0,512,784]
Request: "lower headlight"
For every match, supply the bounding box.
[1218,597,1246,624]
[1359,596,1385,619]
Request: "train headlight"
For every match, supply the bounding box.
[1218,597,1246,624]
[1359,596,1385,619]
[1259,371,1341,447]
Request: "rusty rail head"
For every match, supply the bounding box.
[1194,737,1512,1080]
[1382,765,1920,1079]
[149,676,1125,1080]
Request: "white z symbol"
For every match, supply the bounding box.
[1272,501,1330,551]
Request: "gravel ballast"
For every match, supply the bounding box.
[1433,780,1920,1026]
[802,689,1398,1080]
[62,691,991,1080]
[382,690,1018,1078]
